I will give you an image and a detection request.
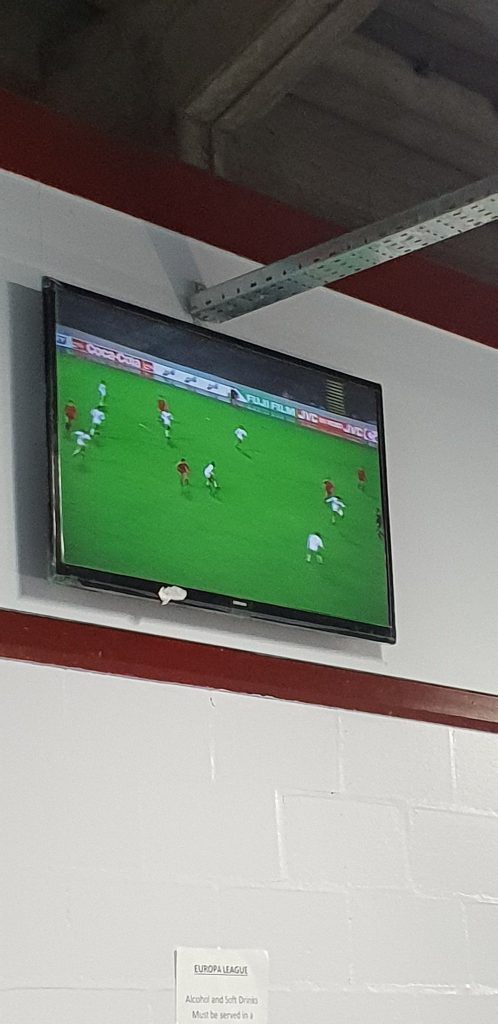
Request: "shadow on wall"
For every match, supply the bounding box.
[7,281,384,665]
[145,221,207,311]
[9,282,49,587]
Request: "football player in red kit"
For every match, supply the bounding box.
[176,458,190,486]
[357,467,367,491]
[323,479,334,499]
[64,401,77,434]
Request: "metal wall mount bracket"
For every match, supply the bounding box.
[188,175,498,323]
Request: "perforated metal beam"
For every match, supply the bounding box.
[188,175,498,322]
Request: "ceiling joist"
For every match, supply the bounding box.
[176,0,381,165]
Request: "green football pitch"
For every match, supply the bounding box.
[56,353,389,626]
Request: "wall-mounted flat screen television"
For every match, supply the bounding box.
[44,279,396,642]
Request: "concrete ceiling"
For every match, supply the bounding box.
[1,0,497,285]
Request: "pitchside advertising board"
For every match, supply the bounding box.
[56,330,378,447]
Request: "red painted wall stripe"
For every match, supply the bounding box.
[0,89,497,725]
[1,609,497,732]
[0,89,497,350]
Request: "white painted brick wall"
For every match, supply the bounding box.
[453,730,498,812]
[352,891,468,986]
[283,794,408,888]
[410,808,498,898]
[465,901,498,988]
[341,714,453,805]
[219,889,351,988]
[2,660,498,1024]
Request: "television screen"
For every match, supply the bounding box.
[44,279,395,642]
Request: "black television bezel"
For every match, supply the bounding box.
[43,278,396,644]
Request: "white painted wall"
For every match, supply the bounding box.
[0,169,497,693]
[1,658,498,1024]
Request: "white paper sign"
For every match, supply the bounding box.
[176,948,269,1024]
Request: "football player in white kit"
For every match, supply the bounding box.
[72,431,91,457]
[160,409,173,442]
[234,426,248,450]
[89,407,106,437]
[97,380,107,407]
[203,461,218,494]
[325,495,346,524]
[306,532,324,563]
